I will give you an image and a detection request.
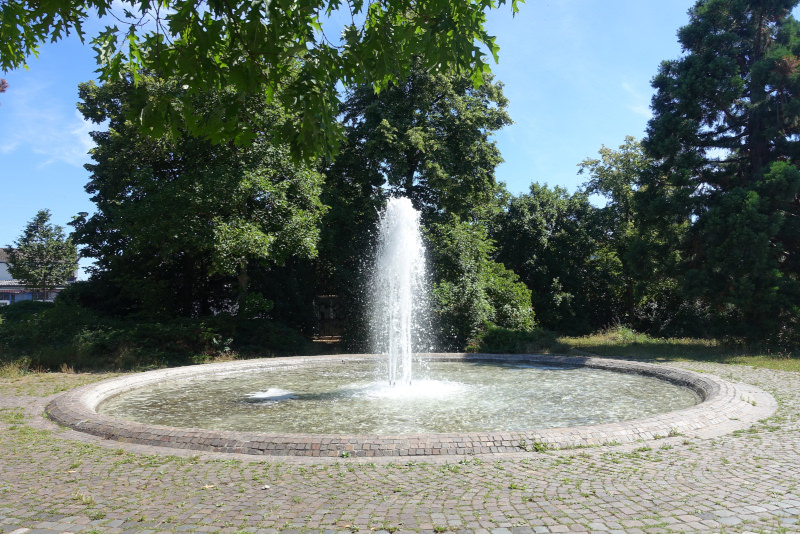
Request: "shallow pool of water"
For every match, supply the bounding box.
[99,360,700,435]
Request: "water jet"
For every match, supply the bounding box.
[372,197,428,386]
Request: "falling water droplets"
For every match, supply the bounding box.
[372,197,429,386]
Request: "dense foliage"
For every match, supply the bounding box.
[0,297,315,370]
[492,183,605,334]
[578,138,694,336]
[427,216,534,349]
[643,0,800,343]
[1,0,520,158]
[333,62,511,221]
[70,76,326,319]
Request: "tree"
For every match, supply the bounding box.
[426,215,534,350]
[315,65,513,347]
[1,0,520,158]
[578,138,660,322]
[578,138,697,335]
[644,0,800,341]
[5,210,78,300]
[70,76,325,318]
[492,183,610,334]
[334,64,512,222]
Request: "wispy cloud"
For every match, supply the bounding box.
[622,81,653,119]
[33,110,96,168]
[1,78,97,168]
[0,139,21,155]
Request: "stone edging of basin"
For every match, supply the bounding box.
[46,353,776,458]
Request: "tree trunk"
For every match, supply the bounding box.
[237,259,249,316]
[180,255,195,317]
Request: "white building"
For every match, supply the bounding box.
[0,249,12,281]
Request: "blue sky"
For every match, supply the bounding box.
[1,1,698,274]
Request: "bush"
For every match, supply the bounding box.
[467,325,568,354]
[427,216,535,350]
[0,298,316,371]
[228,318,316,356]
[0,300,53,323]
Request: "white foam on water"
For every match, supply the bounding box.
[246,388,297,401]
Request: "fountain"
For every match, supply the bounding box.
[372,197,428,386]
[44,196,776,457]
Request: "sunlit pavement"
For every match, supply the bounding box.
[1,361,799,534]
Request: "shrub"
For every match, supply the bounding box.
[427,216,535,350]
[0,300,53,323]
[0,298,316,371]
[467,325,568,354]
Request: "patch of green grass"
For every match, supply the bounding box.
[518,439,549,453]
[0,370,118,397]
[561,326,800,372]
[0,407,25,425]
[73,492,96,506]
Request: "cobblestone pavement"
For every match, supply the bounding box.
[1,361,798,534]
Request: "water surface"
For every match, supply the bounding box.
[99,360,700,434]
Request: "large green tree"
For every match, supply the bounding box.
[1,0,520,158]
[644,0,800,341]
[5,209,78,300]
[492,183,610,334]
[333,65,511,221]
[71,76,325,317]
[578,137,678,327]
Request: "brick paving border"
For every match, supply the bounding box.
[46,354,775,459]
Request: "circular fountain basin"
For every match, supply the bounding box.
[47,354,775,458]
[97,359,700,434]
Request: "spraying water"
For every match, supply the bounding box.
[372,197,428,386]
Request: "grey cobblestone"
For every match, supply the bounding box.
[1,360,799,533]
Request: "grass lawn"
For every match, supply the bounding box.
[3,324,799,378]
[561,326,800,373]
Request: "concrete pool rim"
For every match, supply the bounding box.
[46,353,776,458]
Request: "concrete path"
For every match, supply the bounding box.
[1,361,798,534]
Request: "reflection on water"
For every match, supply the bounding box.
[99,361,700,435]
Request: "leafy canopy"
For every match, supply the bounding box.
[1,0,521,158]
[334,63,511,221]
[71,76,326,317]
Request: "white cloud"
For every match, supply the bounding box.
[33,110,96,168]
[621,81,653,119]
[2,78,98,168]
[0,139,21,155]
